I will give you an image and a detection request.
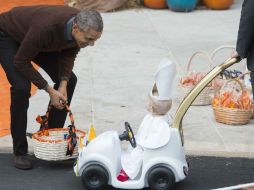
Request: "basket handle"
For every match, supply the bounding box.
[186,51,213,73]
[220,79,244,96]
[210,45,235,62]
[236,71,251,80]
[36,105,75,130]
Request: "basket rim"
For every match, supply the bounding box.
[212,105,253,112]
[32,128,86,143]
[179,82,213,88]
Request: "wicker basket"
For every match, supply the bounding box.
[33,128,85,161]
[179,51,213,105]
[213,79,253,125]
[213,106,252,125]
[32,106,86,161]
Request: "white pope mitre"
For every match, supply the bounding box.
[150,58,176,100]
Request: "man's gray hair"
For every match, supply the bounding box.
[74,9,103,32]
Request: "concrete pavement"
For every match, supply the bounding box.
[1,0,254,158]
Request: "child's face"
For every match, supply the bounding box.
[146,95,154,114]
[146,94,162,116]
[146,94,172,116]
[146,88,159,113]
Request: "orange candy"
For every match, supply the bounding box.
[212,95,220,107]
[213,89,252,110]
[180,72,205,86]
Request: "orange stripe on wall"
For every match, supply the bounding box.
[0,0,64,137]
[0,64,39,137]
[0,66,11,137]
[0,0,64,13]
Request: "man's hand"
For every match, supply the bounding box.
[58,80,68,105]
[231,50,239,58]
[44,85,67,110]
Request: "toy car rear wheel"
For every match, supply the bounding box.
[147,166,175,190]
[81,164,109,190]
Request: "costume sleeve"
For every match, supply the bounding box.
[236,0,254,58]
[58,47,80,81]
[14,27,48,89]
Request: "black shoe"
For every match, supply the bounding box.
[14,155,33,170]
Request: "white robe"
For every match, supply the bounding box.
[121,113,172,179]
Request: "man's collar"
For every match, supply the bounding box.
[64,17,75,41]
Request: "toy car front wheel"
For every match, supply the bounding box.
[81,164,109,190]
[147,166,175,190]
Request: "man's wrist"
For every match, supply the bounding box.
[43,84,49,91]
[43,84,53,94]
[59,80,68,88]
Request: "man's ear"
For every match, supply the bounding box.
[72,23,78,32]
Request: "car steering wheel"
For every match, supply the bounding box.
[119,122,137,148]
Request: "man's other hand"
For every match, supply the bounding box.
[58,80,68,102]
[44,85,67,109]
[231,50,239,58]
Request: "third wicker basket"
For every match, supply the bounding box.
[213,79,253,125]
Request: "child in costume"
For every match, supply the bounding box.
[117,58,176,182]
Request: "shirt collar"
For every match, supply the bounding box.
[64,17,75,41]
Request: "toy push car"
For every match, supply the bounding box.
[74,57,241,190]
[74,121,188,190]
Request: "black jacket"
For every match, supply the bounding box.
[236,0,254,71]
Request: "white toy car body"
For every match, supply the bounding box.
[74,127,188,190]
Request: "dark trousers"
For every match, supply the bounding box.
[0,30,77,156]
[251,71,254,99]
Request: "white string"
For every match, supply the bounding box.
[144,10,185,76]
[86,50,95,126]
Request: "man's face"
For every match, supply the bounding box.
[72,23,102,48]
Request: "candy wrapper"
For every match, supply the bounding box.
[180,72,212,87]
[212,85,252,110]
